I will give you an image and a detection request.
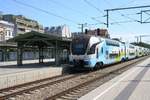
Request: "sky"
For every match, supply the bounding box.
[0,0,150,43]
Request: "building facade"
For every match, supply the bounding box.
[85,28,110,38]
[72,32,82,38]
[44,25,71,38]
[0,20,14,41]
[2,14,44,35]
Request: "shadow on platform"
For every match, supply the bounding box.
[0,62,57,69]
[136,64,150,67]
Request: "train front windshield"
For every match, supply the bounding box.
[71,36,90,55]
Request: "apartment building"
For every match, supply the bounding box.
[2,14,44,36]
[0,20,14,41]
[44,25,71,38]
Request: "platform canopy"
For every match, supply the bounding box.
[8,31,72,46]
[0,41,17,47]
[8,31,72,66]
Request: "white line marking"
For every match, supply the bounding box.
[93,67,140,100]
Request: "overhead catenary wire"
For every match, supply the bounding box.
[47,0,90,17]
[47,0,105,26]
[84,0,124,27]
[45,0,105,29]
[13,0,104,30]
[49,0,107,26]
[13,0,78,24]
[121,14,140,22]
[118,0,138,8]
[83,0,107,25]
[110,20,137,24]
[84,0,104,14]
[47,0,107,27]
[103,0,140,24]
[91,17,106,25]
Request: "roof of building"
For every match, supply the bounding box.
[0,20,14,26]
[8,31,72,47]
[99,29,108,34]
[3,14,37,23]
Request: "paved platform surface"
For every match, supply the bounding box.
[79,57,150,100]
[0,59,63,89]
[0,59,54,66]
[0,59,55,75]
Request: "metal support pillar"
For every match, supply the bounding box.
[33,48,36,59]
[106,10,109,28]
[39,46,44,63]
[139,36,142,43]
[2,47,8,61]
[137,37,139,43]
[1,49,4,61]
[78,23,87,34]
[55,40,59,66]
[39,47,40,63]
[81,24,84,34]
[17,43,23,66]
[140,11,143,24]
[135,36,139,43]
[41,47,44,63]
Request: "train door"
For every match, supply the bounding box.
[99,45,105,65]
[96,48,99,59]
[105,47,109,64]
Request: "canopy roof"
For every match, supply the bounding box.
[8,31,72,47]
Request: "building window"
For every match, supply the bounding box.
[6,30,8,36]
[9,31,11,36]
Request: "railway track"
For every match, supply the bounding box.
[0,74,80,100]
[0,56,148,100]
[48,56,148,100]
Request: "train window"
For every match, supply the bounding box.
[87,44,97,54]
[87,42,100,54]
[106,40,119,47]
[96,48,99,58]
[87,42,100,55]
[129,52,135,56]
[109,54,118,59]
[129,45,135,49]
[71,36,90,55]
[101,47,103,54]
[106,50,108,55]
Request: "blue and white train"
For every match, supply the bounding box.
[69,35,150,69]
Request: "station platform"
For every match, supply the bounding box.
[0,59,55,75]
[0,59,63,90]
[79,57,150,100]
[0,58,55,67]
